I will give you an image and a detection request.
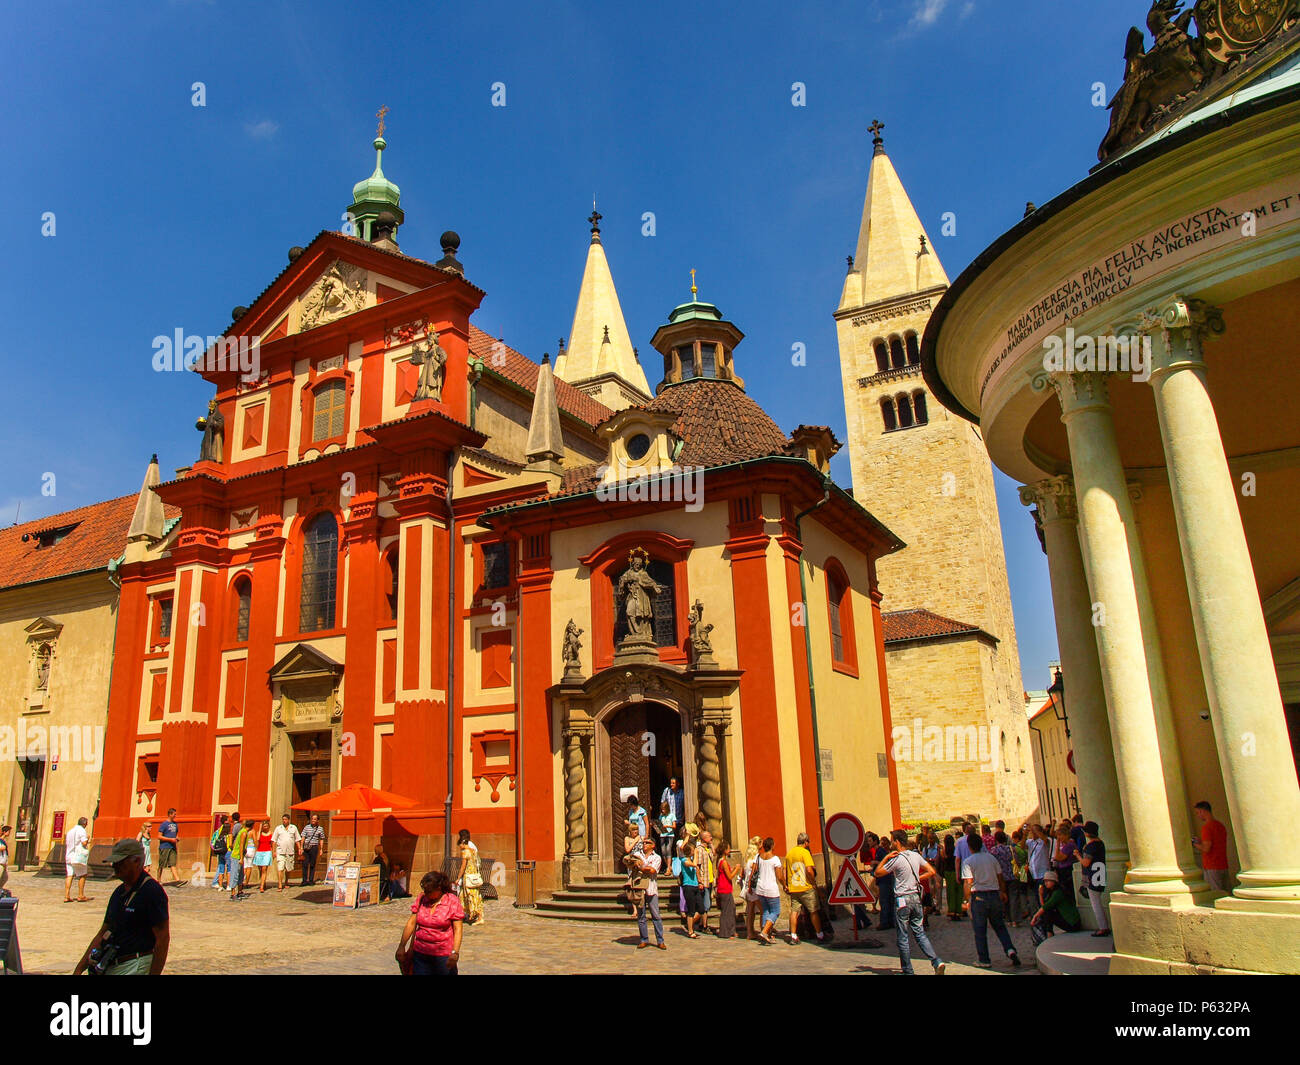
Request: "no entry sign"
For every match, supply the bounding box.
[825,812,865,856]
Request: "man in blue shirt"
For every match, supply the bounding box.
[157,809,182,886]
[660,778,684,828]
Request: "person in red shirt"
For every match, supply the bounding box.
[1192,801,1230,893]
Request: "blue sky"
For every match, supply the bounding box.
[0,0,1147,685]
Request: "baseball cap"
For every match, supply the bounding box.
[109,838,145,863]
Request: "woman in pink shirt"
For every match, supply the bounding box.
[396,871,465,975]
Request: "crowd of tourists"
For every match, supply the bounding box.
[616,786,1175,973]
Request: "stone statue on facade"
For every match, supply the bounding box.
[411,327,448,402]
[1099,1,1221,160]
[196,398,225,463]
[687,599,716,667]
[562,619,584,679]
[616,548,664,644]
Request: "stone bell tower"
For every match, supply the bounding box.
[834,122,1034,822]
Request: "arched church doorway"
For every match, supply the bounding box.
[606,701,682,861]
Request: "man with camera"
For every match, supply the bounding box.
[73,838,170,975]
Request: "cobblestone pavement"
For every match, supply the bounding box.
[8,870,1046,976]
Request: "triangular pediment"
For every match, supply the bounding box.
[269,643,344,682]
[24,616,63,641]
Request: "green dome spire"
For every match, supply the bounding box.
[347,110,405,243]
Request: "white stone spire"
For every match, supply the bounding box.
[127,454,164,543]
[554,210,651,409]
[839,124,948,311]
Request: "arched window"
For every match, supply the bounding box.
[905,331,920,365]
[231,576,251,642]
[880,397,897,432]
[897,394,914,428]
[312,380,346,443]
[889,336,905,369]
[912,390,928,425]
[824,559,858,675]
[613,558,677,648]
[299,513,339,632]
[873,339,889,374]
[383,546,400,622]
[1001,730,1009,772]
[1016,735,1024,773]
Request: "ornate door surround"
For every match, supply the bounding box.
[551,662,742,882]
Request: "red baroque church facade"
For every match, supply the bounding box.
[95,140,904,890]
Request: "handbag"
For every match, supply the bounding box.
[464,871,483,889]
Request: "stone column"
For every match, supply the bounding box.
[694,717,724,839]
[1020,476,1128,868]
[1050,370,1205,897]
[562,728,587,857]
[1142,298,1300,903]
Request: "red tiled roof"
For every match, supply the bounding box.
[614,379,792,467]
[468,326,613,427]
[882,608,983,644]
[0,494,179,591]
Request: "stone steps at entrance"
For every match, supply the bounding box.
[530,873,684,922]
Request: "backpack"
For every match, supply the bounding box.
[210,830,228,856]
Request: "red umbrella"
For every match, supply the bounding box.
[291,783,418,857]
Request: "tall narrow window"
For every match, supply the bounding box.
[481,542,511,590]
[157,597,174,641]
[828,575,845,662]
[700,343,716,378]
[897,394,914,428]
[824,558,858,675]
[678,346,696,380]
[905,331,920,365]
[312,380,346,442]
[880,397,897,432]
[889,336,905,369]
[384,547,400,622]
[299,513,339,632]
[233,577,251,642]
[913,390,928,425]
[873,340,889,374]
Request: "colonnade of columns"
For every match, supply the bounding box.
[1022,295,1300,906]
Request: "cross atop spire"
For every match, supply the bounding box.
[588,207,601,233]
[869,118,885,155]
[376,105,390,139]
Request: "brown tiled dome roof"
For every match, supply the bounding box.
[627,378,790,467]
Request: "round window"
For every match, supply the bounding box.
[626,433,651,460]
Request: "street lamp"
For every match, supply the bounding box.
[1047,667,1070,740]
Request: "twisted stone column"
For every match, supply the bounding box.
[695,721,723,838]
[563,729,586,857]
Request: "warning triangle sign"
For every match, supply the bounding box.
[828,860,872,905]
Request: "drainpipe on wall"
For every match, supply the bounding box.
[444,477,456,876]
[793,479,834,893]
[93,557,125,829]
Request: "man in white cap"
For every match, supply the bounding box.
[73,838,170,975]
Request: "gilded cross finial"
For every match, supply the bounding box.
[376,105,390,138]
[690,268,698,300]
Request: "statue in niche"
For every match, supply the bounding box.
[562,619,584,676]
[196,398,225,463]
[616,548,664,643]
[34,643,52,691]
[411,327,448,402]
